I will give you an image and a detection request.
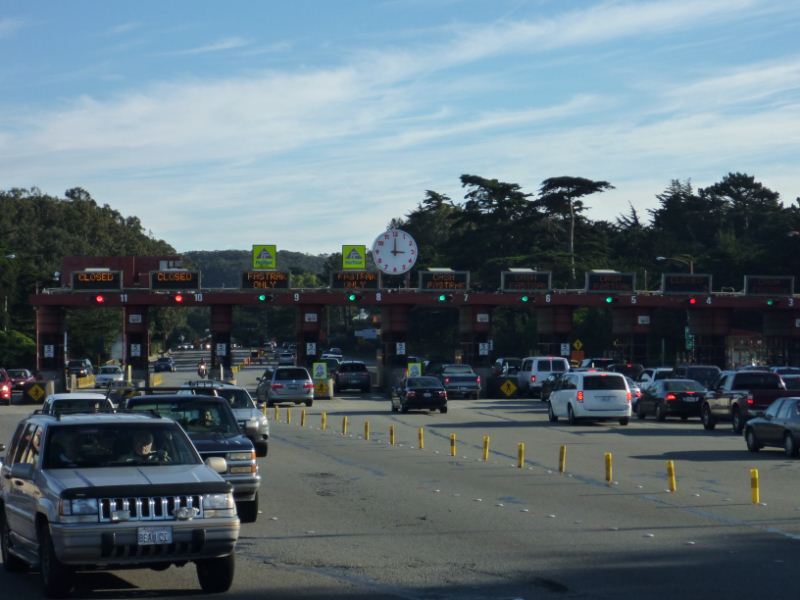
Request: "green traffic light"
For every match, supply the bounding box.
[348,293,357,302]
[605,296,614,304]
[258,294,267,301]
[438,294,446,302]
[520,295,529,303]
[767,299,774,306]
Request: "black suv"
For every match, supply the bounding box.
[334,361,371,393]
[125,394,261,522]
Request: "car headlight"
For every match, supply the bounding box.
[228,451,254,462]
[203,492,236,518]
[59,498,99,523]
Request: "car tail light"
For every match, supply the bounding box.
[303,382,314,390]
[0,384,9,399]
[271,383,284,390]
[407,391,417,399]
[476,376,481,386]
[666,393,677,401]
[438,391,447,398]
[444,377,450,385]
[746,393,754,406]
[530,375,537,383]
[577,391,584,402]
[635,390,642,398]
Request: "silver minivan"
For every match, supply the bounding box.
[267,366,314,407]
[548,371,632,425]
[517,356,570,398]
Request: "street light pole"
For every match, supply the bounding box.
[656,255,694,274]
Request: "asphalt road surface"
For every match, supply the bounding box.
[2,360,800,599]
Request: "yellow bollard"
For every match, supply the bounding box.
[273,405,279,422]
[605,452,613,485]
[750,468,760,504]
[342,416,349,436]
[418,427,425,449]
[450,434,456,457]
[300,409,306,428]
[364,420,370,441]
[517,442,525,469]
[482,436,490,462]
[667,460,677,493]
[389,425,395,446]
[286,407,292,425]
[321,411,328,431]
[261,403,267,417]
[559,445,567,473]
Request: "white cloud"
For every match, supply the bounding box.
[0,17,25,38]
[171,36,251,56]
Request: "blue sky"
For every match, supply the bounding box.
[2,0,799,254]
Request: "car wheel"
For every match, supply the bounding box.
[745,428,761,452]
[636,402,646,420]
[655,402,667,422]
[1,509,28,573]
[391,402,398,413]
[784,433,798,458]
[39,525,73,598]
[731,407,744,434]
[567,404,577,425]
[548,403,558,423]
[196,553,235,593]
[701,404,716,431]
[440,405,448,414]
[401,404,409,414]
[237,495,259,523]
[618,417,629,426]
[305,400,313,407]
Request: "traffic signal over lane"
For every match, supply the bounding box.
[437,293,454,302]
[257,293,274,302]
[347,293,363,302]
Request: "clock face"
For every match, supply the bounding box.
[371,229,418,275]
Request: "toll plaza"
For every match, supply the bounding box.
[30,257,800,391]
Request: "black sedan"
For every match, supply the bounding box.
[636,378,706,421]
[391,377,447,414]
[744,397,800,457]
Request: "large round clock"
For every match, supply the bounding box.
[371,229,418,275]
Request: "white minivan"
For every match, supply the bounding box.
[517,356,570,398]
[548,371,632,425]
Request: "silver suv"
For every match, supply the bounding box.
[0,412,239,597]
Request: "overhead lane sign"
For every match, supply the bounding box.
[252,245,277,270]
[342,245,367,270]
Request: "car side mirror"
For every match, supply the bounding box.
[205,456,228,474]
[245,421,260,438]
[0,443,5,453]
[10,463,33,481]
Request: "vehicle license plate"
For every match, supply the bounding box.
[683,397,698,402]
[289,384,299,390]
[137,526,173,545]
[423,392,431,398]
[600,396,613,401]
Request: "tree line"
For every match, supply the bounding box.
[1,172,798,366]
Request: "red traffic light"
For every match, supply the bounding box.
[688,297,697,305]
[94,295,105,304]
[174,294,184,303]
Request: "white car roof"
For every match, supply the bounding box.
[46,392,108,402]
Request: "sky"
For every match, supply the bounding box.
[2,0,800,255]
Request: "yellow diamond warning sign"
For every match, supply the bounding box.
[27,383,46,403]
[499,379,518,397]
[572,339,583,351]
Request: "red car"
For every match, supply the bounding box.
[6,368,35,390]
[0,368,12,405]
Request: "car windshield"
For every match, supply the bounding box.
[734,373,782,389]
[442,365,474,374]
[275,368,310,381]
[68,361,85,368]
[48,399,113,415]
[664,380,705,392]
[216,388,255,409]
[43,423,199,468]
[7,369,30,378]
[782,376,800,390]
[128,400,239,434]
[156,358,172,363]
[685,367,720,384]
[339,363,367,373]
[407,377,443,388]
[583,375,627,390]
[99,366,122,374]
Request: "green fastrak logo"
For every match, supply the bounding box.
[252,245,277,270]
[342,245,366,270]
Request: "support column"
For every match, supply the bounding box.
[611,308,653,364]
[124,306,150,383]
[295,305,324,367]
[688,309,730,367]
[210,305,233,374]
[36,305,66,389]
[458,306,492,367]
[379,305,410,391]
[535,307,573,357]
